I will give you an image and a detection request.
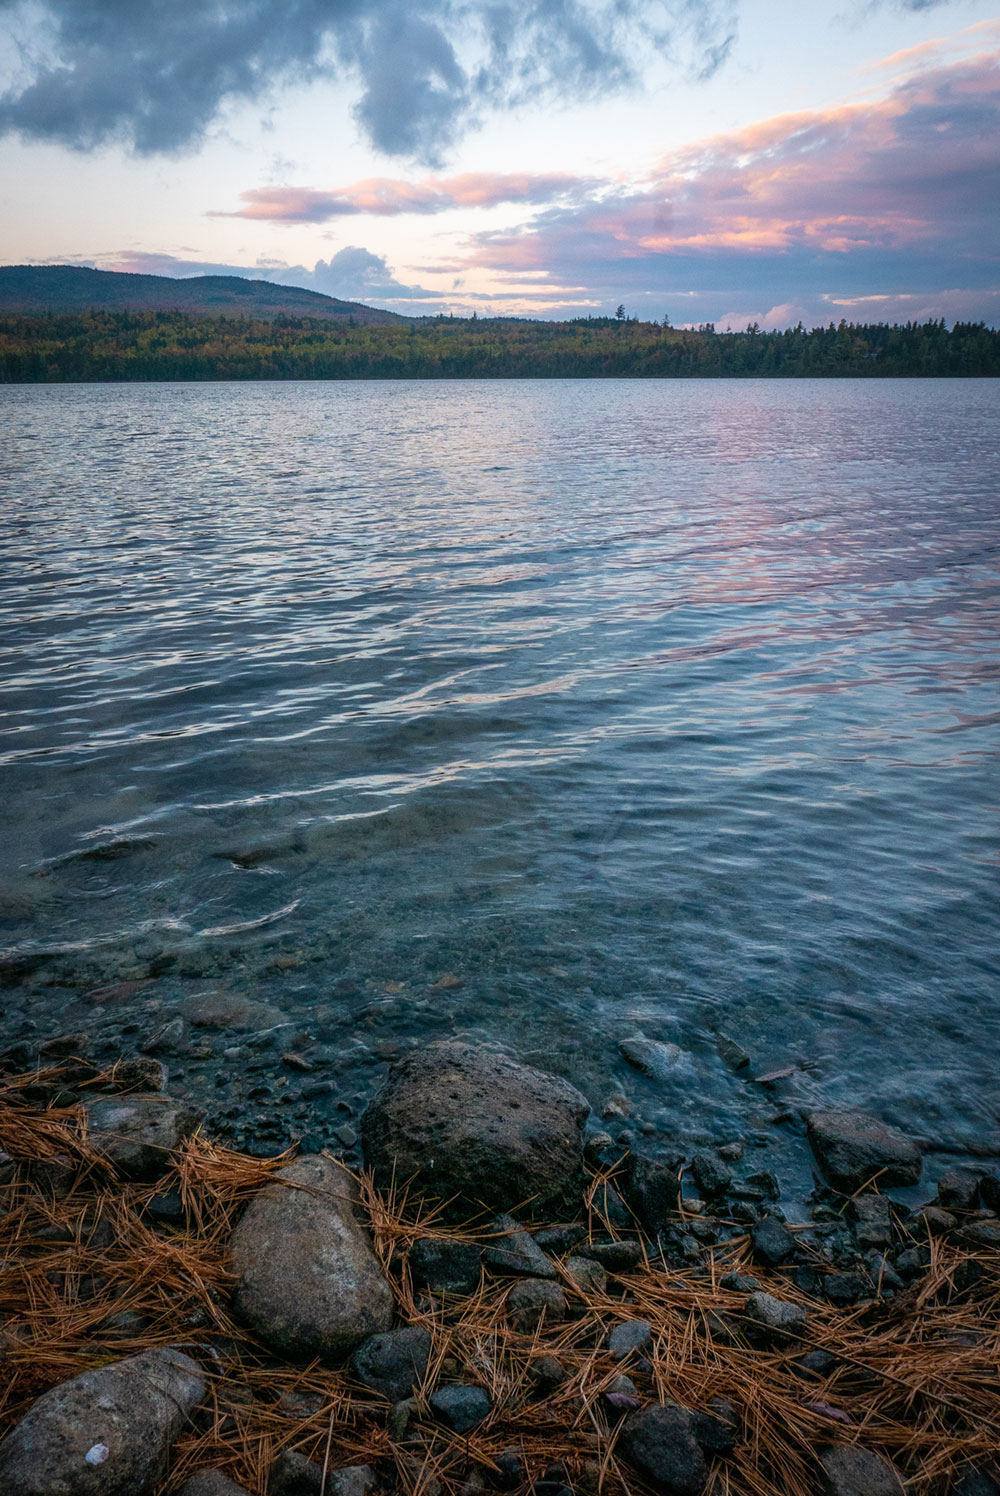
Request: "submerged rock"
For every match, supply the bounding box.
[806,1111,921,1193]
[619,1403,708,1495]
[0,1346,205,1495]
[84,1094,205,1180]
[229,1154,393,1360]
[619,1037,685,1081]
[361,1041,589,1211]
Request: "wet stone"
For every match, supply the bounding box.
[430,1383,492,1434]
[951,1472,1000,1496]
[851,1194,892,1249]
[484,1215,557,1279]
[84,1094,205,1180]
[691,1153,731,1199]
[625,1152,682,1233]
[806,1111,921,1193]
[351,1326,432,1402]
[936,1169,980,1210]
[721,1273,760,1294]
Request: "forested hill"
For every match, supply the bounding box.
[1,309,998,381]
[0,266,405,325]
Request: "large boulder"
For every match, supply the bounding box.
[84,1095,205,1180]
[229,1155,393,1360]
[0,1346,205,1495]
[806,1111,921,1193]
[619,1403,708,1495]
[361,1042,589,1212]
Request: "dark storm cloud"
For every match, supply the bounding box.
[0,0,738,162]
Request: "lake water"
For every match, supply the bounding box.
[1,379,998,1186]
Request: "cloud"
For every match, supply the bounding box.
[214,171,596,222]
[449,50,1000,322]
[0,0,739,164]
[85,246,443,308]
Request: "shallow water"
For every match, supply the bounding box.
[1,379,998,1181]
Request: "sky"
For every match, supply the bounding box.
[0,0,998,326]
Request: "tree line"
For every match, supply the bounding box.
[1,310,998,381]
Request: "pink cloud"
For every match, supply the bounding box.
[214,172,594,223]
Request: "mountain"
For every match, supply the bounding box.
[0,265,407,324]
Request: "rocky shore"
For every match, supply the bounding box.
[0,1040,998,1496]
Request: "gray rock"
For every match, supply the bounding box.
[142,1017,188,1055]
[959,1220,1000,1249]
[744,1291,808,1341]
[229,1154,393,1360]
[806,1111,921,1193]
[410,1237,482,1295]
[267,1452,374,1496]
[817,1445,905,1496]
[576,1239,643,1271]
[620,1403,708,1495]
[936,1169,980,1210]
[387,1397,419,1442]
[507,1279,568,1331]
[951,1473,1000,1496]
[720,1273,760,1294]
[84,1095,205,1180]
[980,1174,1000,1213]
[625,1152,681,1232]
[750,1216,795,1267]
[793,1350,838,1381]
[430,1383,491,1433]
[484,1214,557,1278]
[104,1056,168,1093]
[178,1474,253,1496]
[851,1194,892,1249]
[351,1326,431,1401]
[823,1272,869,1306]
[529,1356,568,1396]
[0,1346,205,1496]
[604,1374,641,1415]
[917,1206,956,1236]
[183,993,284,1030]
[619,1037,684,1081]
[691,1398,740,1454]
[691,1154,731,1199]
[362,1042,588,1212]
[608,1319,652,1360]
[565,1255,607,1294]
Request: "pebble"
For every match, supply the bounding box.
[817,1444,905,1496]
[351,1326,432,1402]
[564,1254,608,1294]
[619,1402,708,1496]
[744,1291,808,1341]
[750,1215,795,1267]
[507,1279,568,1332]
[410,1237,483,1296]
[607,1319,653,1361]
[483,1215,557,1279]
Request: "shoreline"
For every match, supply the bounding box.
[1,1043,998,1496]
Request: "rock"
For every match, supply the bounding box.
[720,1273,760,1294]
[410,1237,482,1295]
[744,1291,808,1341]
[104,1056,168,1093]
[817,1445,905,1496]
[691,1398,740,1454]
[936,1169,980,1210]
[980,1174,1000,1213]
[793,1350,838,1381]
[806,1111,921,1193]
[484,1215,557,1278]
[182,993,284,1030]
[267,1453,374,1496]
[351,1326,431,1401]
[851,1194,892,1249]
[750,1216,795,1267]
[691,1154,731,1199]
[328,1469,376,1496]
[625,1152,681,1232]
[958,1220,1000,1249]
[604,1374,641,1415]
[529,1356,568,1395]
[716,1037,750,1072]
[619,1037,684,1081]
[747,1170,781,1200]
[951,1473,1000,1496]
[387,1396,419,1442]
[142,1017,187,1055]
[535,1225,587,1253]
[619,1403,708,1495]
[493,1452,525,1490]
[84,1095,205,1180]
[178,1474,253,1496]
[507,1280,568,1332]
[565,1255,607,1294]
[823,1272,869,1306]
[229,1154,393,1360]
[917,1206,956,1235]
[576,1239,643,1271]
[430,1384,491,1433]
[608,1319,652,1360]
[0,1346,205,1495]
[362,1042,588,1212]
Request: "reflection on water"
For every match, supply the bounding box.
[1,379,998,1177]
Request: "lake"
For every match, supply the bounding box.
[1,378,998,1188]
